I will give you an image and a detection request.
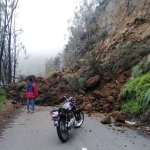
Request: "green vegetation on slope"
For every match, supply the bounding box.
[0,89,8,111]
[56,43,150,92]
[121,58,150,115]
[121,73,150,114]
[61,73,86,91]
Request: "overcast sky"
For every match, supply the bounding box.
[16,0,78,76]
[17,0,77,56]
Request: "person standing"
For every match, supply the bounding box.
[26,77,38,113]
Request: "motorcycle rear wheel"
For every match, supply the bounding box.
[57,118,68,143]
[75,111,84,128]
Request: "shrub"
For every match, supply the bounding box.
[47,70,59,78]
[0,88,8,111]
[138,44,150,56]
[113,43,150,73]
[132,62,144,78]
[143,88,150,110]
[132,55,150,78]
[61,74,79,91]
[61,73,86,91]
[121,72,150,114]
[78,77,86,90]
[97,30,107,39]
[17,74,26,82]
[85,51,92,59]
[121,100,142,114]
[134,16,147,23]
[70,62,81,72]
[0,88,6,96]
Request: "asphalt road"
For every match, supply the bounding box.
[0,106,150,150]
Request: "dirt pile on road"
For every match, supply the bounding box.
[3,67,130,115]
[3,74,70,106]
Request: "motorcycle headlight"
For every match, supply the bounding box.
[51,111,59,117]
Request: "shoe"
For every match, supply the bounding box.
[31,111,34,113]
[27,110,30,113]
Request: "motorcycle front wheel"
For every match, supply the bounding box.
[57,118,68,143]
[75,110,84,128]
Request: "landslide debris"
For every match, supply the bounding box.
[3,69,130,114]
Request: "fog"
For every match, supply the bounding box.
[18,46,64,77]
[18,53,51,77]
[17,0,78,76]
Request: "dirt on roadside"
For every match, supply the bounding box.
[0,101,23,135]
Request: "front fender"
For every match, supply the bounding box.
[76,108,83,112]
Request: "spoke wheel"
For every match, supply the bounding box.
[75,111,84,128]
[57,118,68,143]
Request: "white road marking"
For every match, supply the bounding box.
[82,148,87,150]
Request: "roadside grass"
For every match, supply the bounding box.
[0,89,9,111]
[121,72,150,115]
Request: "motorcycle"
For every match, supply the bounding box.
[50,96,84,143]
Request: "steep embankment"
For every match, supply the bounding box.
[96,0,150,46]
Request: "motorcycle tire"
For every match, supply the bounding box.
[57,118,68,143]
[75,110,84,128]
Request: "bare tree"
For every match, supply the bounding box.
[0,0,25,85]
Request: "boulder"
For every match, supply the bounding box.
[77,65,90,74]
[79,89,86,95]
[86,75,100,88]
[101,115,111,124]
[107,96,115,103]
[111,111,125,123]
[92,90,104,99]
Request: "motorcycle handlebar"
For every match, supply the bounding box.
[61,96,76,103]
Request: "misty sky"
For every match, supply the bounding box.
[17,0,77,56]
[17,0,78,76]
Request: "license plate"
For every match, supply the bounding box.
[54,120,58,126]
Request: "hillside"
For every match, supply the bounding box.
[1,0,150,135]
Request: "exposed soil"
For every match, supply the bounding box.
[0,102,23,135]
